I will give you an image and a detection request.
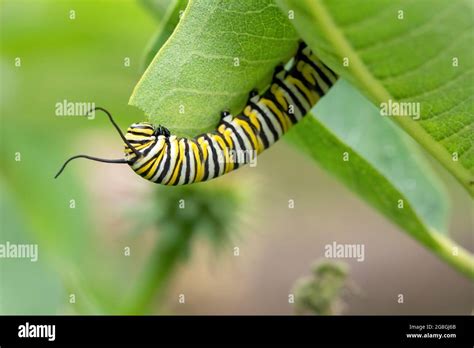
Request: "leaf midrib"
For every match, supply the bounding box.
[309,0,473,196]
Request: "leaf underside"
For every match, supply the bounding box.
[130,0,299,137]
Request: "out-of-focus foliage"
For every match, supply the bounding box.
[141,0,189,71]
[139,0,175,21]
[125,184,244,314]
[293,260,349,315]
[0,0,155,314]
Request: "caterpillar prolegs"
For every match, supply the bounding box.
[55,42,338,184]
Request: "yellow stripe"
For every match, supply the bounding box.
[190,141,204,183]
[218,125,235,151]
[297,61,317,85]
[287,76,318,105]
[271,84,288,109]
[198,137,212,178]
[213,134,232,173]
[144,148,166,180]
[244,106,262,132]
[136,157,156,175]
[128,141,153,151]
[260,98,290,132]
[220,127,236,171]
[167,139,184,185]
[197,137,209,162]
[234,118,261,153]
[127,128,154,135]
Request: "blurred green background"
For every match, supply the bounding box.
[0,0,472,315]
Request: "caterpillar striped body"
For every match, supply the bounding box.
[55,42,338,184]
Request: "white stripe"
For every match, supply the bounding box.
[251,107,277,145]
[186,141,196,184]
[256,100,284,137]
[151,140,171,182]
[204,138,215,179]
[208,136,224,177]
[231,119,253,153]
[281,78,312,114]
[274,80,305,120]
[131,137,164,170]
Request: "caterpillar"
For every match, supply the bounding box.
[55,42,338,185]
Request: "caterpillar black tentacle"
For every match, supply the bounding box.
[55,42,338,185]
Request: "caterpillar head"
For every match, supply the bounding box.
[124,122,169,164]
[54,107,169,179]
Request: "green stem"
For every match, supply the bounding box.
[123,223,193,314]
[425,231,474,279]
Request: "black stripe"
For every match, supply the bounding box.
[127,130,153,136]
[221,120,247,153]
[212,132,230,171]
[285,74,313,106]
[291,68,324,97]
[128,138,154,145]
[319,60,338,81]
[312,64,335,90]
[215,127,234,150]
[235,114,258,134]
[248,101,279,142]
[237,113,269,149]
[156,138,172,184]
[170,143,184,186]
[292,65,317,89]
[214,130,239,170]
[215,127,240,170]
[302,55,335,89]
[273,78,306,120]
[203,135,219,179]
[263,89,293,129]
[183,141,191,185]
[143,147,165,178]
[299,53,337,85]
[135,156,154,172]
[141,140,159,157]
[297,52,320,74]
[132,141,159,171]
[257,96,286,134]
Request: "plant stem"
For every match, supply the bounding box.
[123,223,193,314]
[426,231,474,279]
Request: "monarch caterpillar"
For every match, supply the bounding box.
[55,42,338,185]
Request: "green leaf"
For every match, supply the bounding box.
[130,0,299,137]
[312,80,449,234]
[286,109,474,279]
[141,0,189,72]
[277,0,474,195]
